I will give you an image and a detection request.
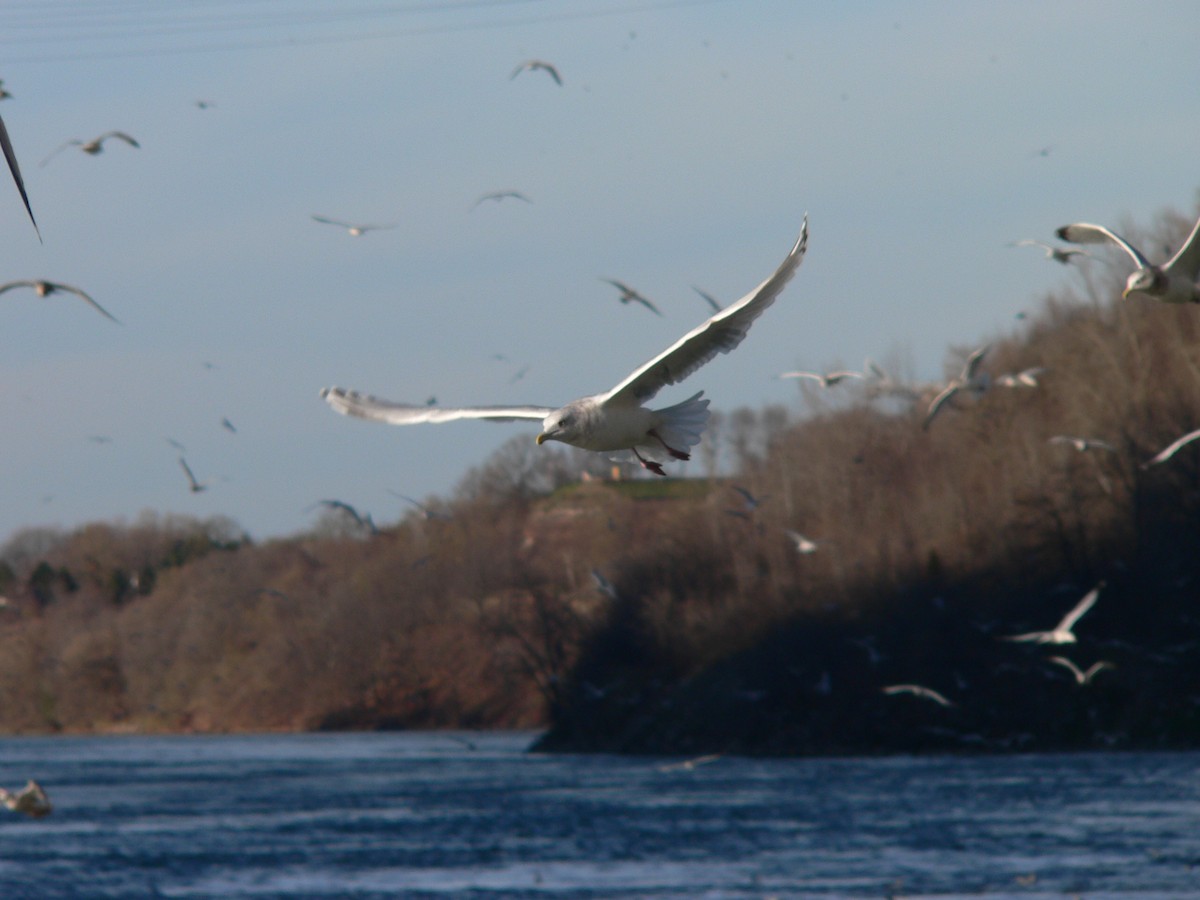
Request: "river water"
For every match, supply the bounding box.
[0,731,1196,898]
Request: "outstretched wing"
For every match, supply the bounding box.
[101,131,140,148]
[0,114,38,239]
[312,215,352,228]
[923,382,960,429]
[1056,222,1149,268]
[321,387,552,425]
[601,218,808,406]
[54,282,120,323]
[1164,215,1200,280]
[1143,425,1200,467]
[1057,583,1101,631]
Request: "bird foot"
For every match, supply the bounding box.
[649,430,690,461]
[633,448,667,476]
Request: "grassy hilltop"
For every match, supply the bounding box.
[2,204,1199,754]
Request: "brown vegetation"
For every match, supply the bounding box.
[2,203,1200,753]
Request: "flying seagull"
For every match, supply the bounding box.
[40,130,139,167]
[0,780,51,818]
[1049,435,1117,454]
[510,59,562,85]
[778,368,864,387]
[471,190,532,210]
[923,344,991,429]
[0,279,119,322]
[312,499,378,535]
[322,218,809,476]
[995,367,1045,388]
[1142,426,1200,469]
[0,113,39,239]
[1048,655,1114,686]
[311,215,397,236]
[1008,239,1091,265]
[785,528,820,554]
[1056,215,1200,304]
[1002,582,1103,644]
[600,278,662,316]
[178,456,208,493]
[881,684,955,708]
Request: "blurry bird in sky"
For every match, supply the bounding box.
[1002,582,1103,644]
[510,59,562,85]
[0,279,118,322]
[1008,239,1091,265]
[600,278,662,316]
[40,130,140,166]
[311,215,397,236]
[471,190,532,210]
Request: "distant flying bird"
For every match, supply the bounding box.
[1009,239,1091,265]
[1048,655,1114,686]
[600,278,662,316]
[471,190,532,209]
[40,130,139,166]
[510,59,562,85]
[778,368,864,387]
[691,285,722,312]
[1002,582,1103,644]
[221,417,237,434]
[0,279,119,322]
[311,215,397,236]
[321,219,808,477]
[881,684,955,708]
[591,569,621,602]
[194,100,215,110]
[923,344,991,429]
[178,457,208,493]
[1049,435,1117,454]
[0,112,39,239]
[391,492,448,521]
[0,780,51,818]
[1142,426,1200,469]
[729,485,766,515]
[995,367,1045,388]
[785,528,820,554]
[313,499,378,534]
[1056,215,1200,304]
[657,753,722,772]
[0,81,10,101]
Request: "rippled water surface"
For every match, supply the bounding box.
[0,732,1197,898]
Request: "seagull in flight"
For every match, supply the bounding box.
[178,457,208,494]
[1048,656,1114,686]
[1142,426,1200,469]
[311,215,397,236]
[785,528,820,554]
[322,219,809,476]
[510,59,562,85]
[600,278,662,316]
[1002,582,1103,644]
[1049,435,1117,454]
[40,130,139,166]
[0,780,52,818]
[882,684,955,707]
[1056,215,1200,304]
[995,367,1045,388]
[471,190,532,210]
[923,344,991,429]
[0,113,39,239]
[312,499,378,534]
[1008,239,1092,265]
[0,279,119,322]
[778,368,864,388]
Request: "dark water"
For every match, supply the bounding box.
[0,732,1197,899]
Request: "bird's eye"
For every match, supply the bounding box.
[560,416,573,428]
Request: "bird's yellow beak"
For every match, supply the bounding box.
[535,433,547,445]
[1121,287,1132,299]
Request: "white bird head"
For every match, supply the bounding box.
[537,402,586,446]
[1123,268,1166,299]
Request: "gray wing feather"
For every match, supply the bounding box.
[321,387,552,424]
[602,218,808,405]
[0,114,38,239]
[1164,215,1200,279]
[1056,222,1149,268]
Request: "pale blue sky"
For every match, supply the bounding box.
[1,0,1197,542]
